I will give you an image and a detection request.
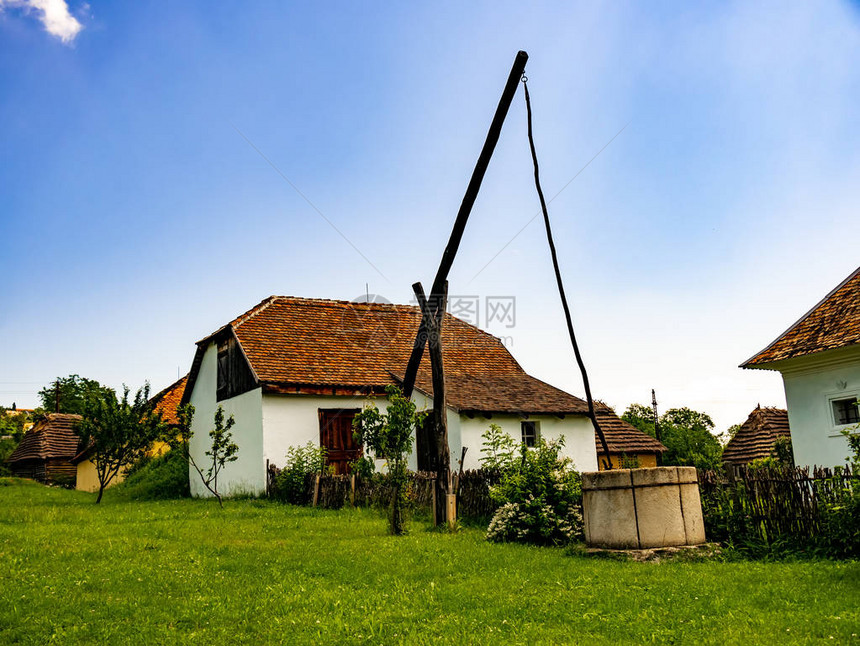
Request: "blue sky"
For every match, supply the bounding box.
[1,1,858,432]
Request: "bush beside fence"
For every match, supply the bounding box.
[697,463,858,556]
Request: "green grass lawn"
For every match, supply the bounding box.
[0,478,857,645]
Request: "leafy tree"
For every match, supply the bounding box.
[38,375,112,415]
[622,404,723,469]
[621,403,656,438]
[171,404,238,507]
[0,407,31,476]
[658,408,723,469]
[0,407,29,442]
[353,385,425,535]
[479,423,517,471]
[75,384,167,503]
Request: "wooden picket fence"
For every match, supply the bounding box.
[697,464,858,544]
[266,464,500,519]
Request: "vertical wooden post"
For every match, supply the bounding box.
[350,474,356,507]
[413,281,451,527]
[447,493,457,529]
[312,474,321,507]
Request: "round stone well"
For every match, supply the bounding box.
[581,466,706,549]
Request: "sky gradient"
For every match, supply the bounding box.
[1,1,859,434]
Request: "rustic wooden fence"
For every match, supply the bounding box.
[697,464,857,544]
[267,464,500,520]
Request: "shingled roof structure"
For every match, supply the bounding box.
[151,375,188,426]
[743,266,860,369]
[184,296,591,415]
[7,413,82,464]
[594,407,667,456]
[722,406,791,465]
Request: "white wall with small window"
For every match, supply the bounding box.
[780,346,859,468]
[457,413,597,472]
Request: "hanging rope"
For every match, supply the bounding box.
[522,76,612,470]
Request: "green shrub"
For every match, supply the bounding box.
[348,455,376,480]
[274,442,327,505]
[815,427,860,558]
[0,438,17,476]
[483,431,583,546]
[109,449,190,500]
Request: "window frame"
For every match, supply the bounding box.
[830,395,860,427]
[520,420,540,448]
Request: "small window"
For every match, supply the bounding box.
[620,454,640,469]
[832,397,860,426]
[216,339,230,396]
[521,421,539,447]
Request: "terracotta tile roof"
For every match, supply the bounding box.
[594,406,667,455]
[721,406,791,465]
[150,375,187,426]
[6,414,82,463]
[397,372,590,415]
[743,266,860,368]
[187,296,590,415]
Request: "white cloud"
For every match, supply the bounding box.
[0,0,83,44]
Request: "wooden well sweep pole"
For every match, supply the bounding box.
[402,50,528,398]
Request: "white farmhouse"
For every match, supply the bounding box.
[181,296,604,496]
[742,266,860,468]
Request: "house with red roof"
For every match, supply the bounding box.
[180,296,661,497]
[742,266,860,468]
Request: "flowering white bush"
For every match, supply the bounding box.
[486,499,583,544]
[483,434,584,546]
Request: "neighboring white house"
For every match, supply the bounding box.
[181,295,605,497]
[741,266,860,468]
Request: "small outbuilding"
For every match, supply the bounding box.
[6,413,82,486]
[594,407,667,469]
[722,406,791,466]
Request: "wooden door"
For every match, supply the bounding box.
[318,409,361,475]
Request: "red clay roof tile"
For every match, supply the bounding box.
[594,406,667,455]
[190,296,591,415]
[743,266,860,368]
[150,375,188,426]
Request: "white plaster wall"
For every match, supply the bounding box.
[780,348,859,468]
[188,342,264,497]
[261,390,462,472]
[262,393,380,468]
[458,414,598,472]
